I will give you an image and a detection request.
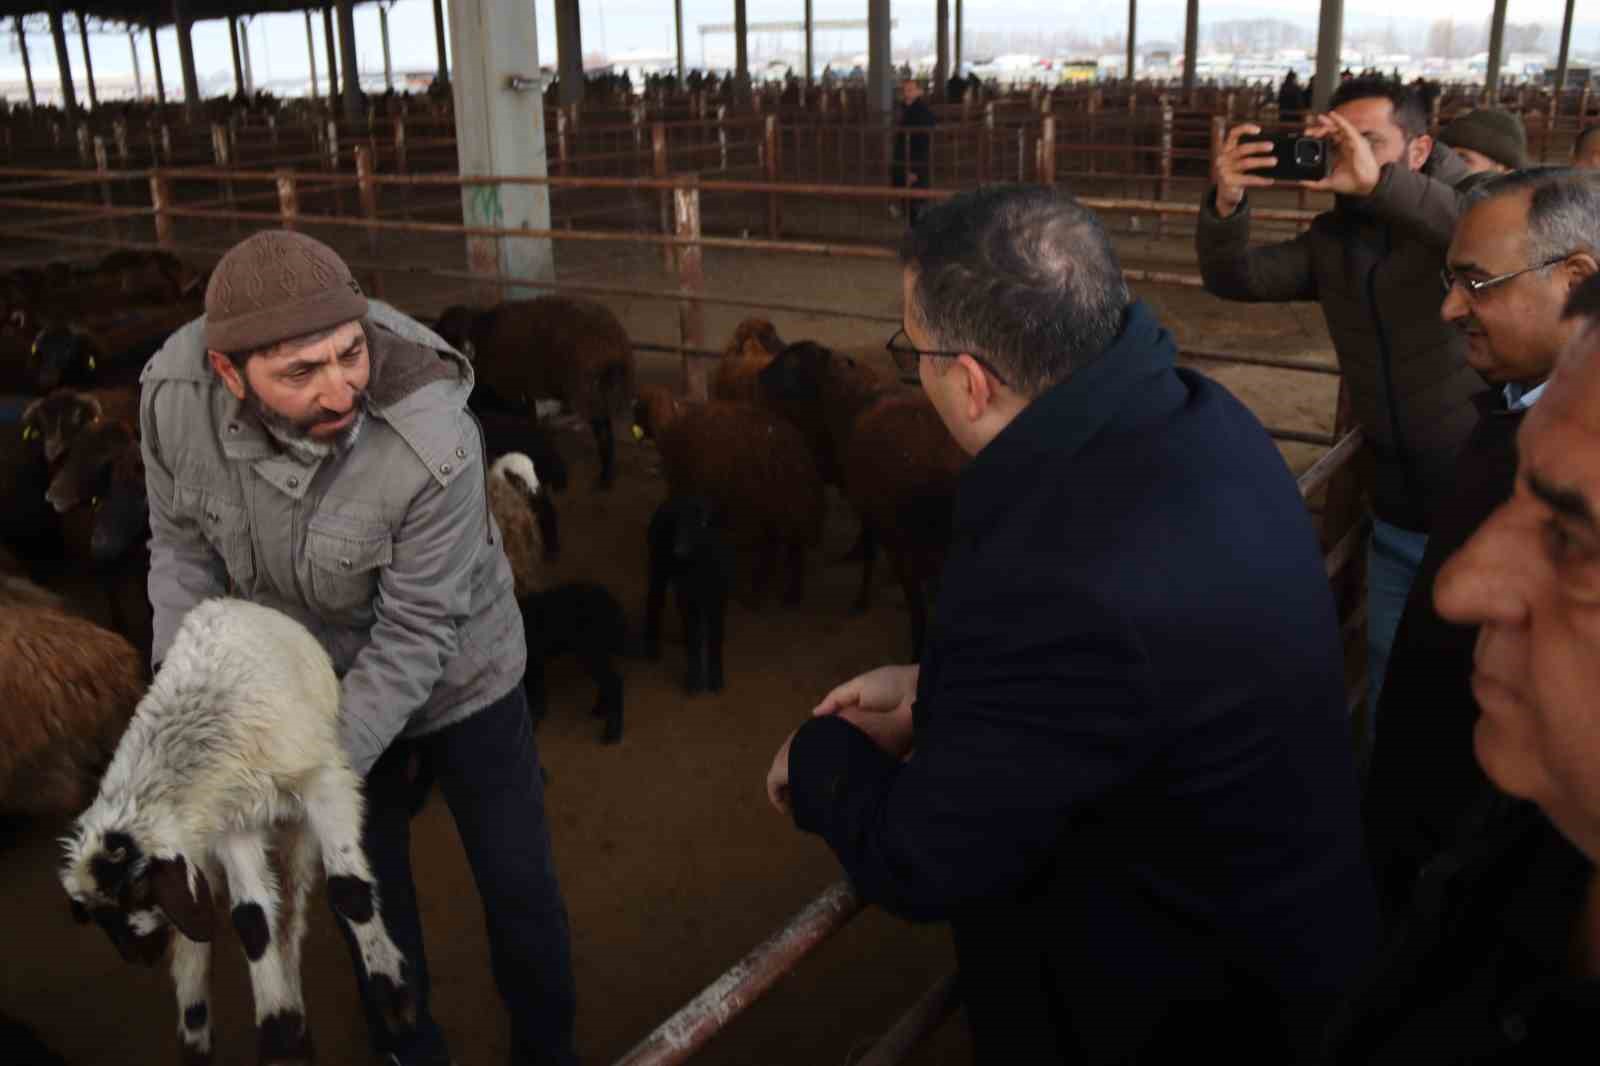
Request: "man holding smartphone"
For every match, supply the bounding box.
[1196,76,1480,761]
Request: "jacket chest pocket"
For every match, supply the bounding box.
[181,487,257,594]
[306,522,393,624]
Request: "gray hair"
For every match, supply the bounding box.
[1466,167,1600,268]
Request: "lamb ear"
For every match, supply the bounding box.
[149,856,215,943]
[69,898,91,925]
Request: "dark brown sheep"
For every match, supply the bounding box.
[0,606,143,817]
[632,384,825,605]
[711,317,785,406]
[22,386,138,466]
[758,342,967,658]
[436,297,636,488]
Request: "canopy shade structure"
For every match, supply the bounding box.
[2,0,378,30]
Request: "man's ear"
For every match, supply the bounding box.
[148,856,215,943]
[1407,133,1434,172]
[1564,253,1599,293]
[955,354,995,422]
[206,350,247,402]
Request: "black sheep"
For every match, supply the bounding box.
[522,583,627,744]
[475,405,567,559]
[645,496,735,695]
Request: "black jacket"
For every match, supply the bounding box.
[789,302,1377,1065]
[1326,793,1600,1065]
[894,98,936,170]
[1365,391,1528,923]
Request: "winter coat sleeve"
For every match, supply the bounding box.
[337,425,485,775]
[142,380,229,668]
[788,595,1156,922]
[1195,188,1318,304]
[1364,161,1465,251]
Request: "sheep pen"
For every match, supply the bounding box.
[0,215,1341,1066]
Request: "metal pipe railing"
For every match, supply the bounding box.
[612,881,862,1066]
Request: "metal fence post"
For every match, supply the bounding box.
[673,176,707,401]
[1157,97,1173,235]
[355,145,383,297]
[276,168,299,231]
[765,114,781,237]
[653,121,673,269]
[150,171,174,248]
[717,105,728,170]
[1038,114,1055,186]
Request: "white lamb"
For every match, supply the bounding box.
[59,598,412,1066]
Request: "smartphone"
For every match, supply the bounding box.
[1250,132,1328,181]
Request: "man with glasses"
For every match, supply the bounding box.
[1364,168,1600,925]
[1197,76,1480,757]
[766,186,1377,1065]
[1326,273,1600,1064]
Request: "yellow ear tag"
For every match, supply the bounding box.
[88,356,96,370]
[631,424,644,442]
[21,426,31,440]
[92,497,100,509]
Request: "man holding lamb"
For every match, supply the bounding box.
[140,230,577,1066]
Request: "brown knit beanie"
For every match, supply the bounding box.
[1440,109,1529,171]
[204,230,368,354]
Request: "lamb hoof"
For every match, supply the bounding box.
[600,717,623,745]
[708,675,725,694]
[684,675,704,696]
[369,973,417,1037]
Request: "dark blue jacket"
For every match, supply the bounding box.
[789,302,1377,1065]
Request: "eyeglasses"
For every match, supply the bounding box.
[885,328,1010,388]
[1440,254,1573,299]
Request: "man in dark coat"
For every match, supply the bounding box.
[1197,75,1480,754]
[892,78,937,224]
[1365,168,1600,924]
[1279,70,1304,125]
[1325,271,1600,1066]
[766,185,1377,1065]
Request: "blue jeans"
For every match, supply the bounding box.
[337,685,578,1066]
[1364,517,1429,756]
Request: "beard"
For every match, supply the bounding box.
[242,379,367,465]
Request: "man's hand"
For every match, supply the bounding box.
[1212,123,1279,218]
[837,703,916,761]
[1299,110,1381,197]
[812,664,920,718]
[767,729,796,816]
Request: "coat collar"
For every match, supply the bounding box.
[953,300,1176,538]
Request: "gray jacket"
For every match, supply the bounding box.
[141,301,525,776]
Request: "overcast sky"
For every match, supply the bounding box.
[3,0,1597,97]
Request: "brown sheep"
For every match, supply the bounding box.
[711,318,785,405]
[758,342,967,658]
[435,297,637,488]
[0,606,143,816]
[487,453,546,601]
[22,386,138,466]
[632,384,825,605]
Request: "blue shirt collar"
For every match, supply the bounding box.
[1504,379,1549,412]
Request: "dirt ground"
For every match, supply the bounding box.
[0,214,1339,1065]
